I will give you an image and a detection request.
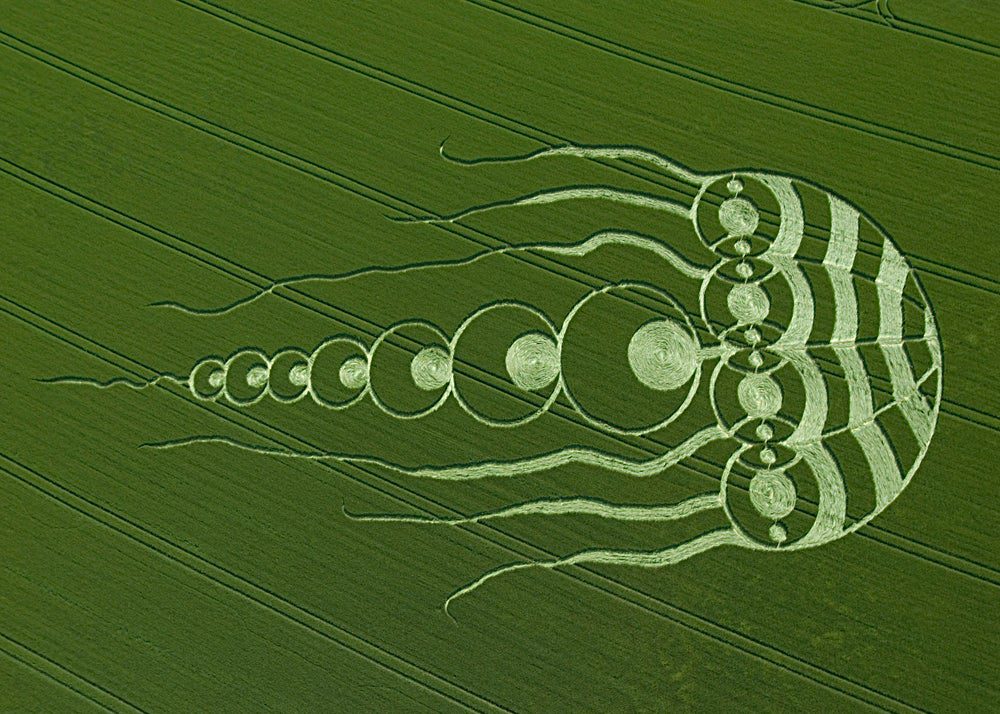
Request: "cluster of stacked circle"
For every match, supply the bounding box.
[187,291,704,432]
[695,174,794,545]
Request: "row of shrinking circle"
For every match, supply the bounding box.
[188,286,703,434]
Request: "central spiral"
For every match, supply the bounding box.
[727,283,770,324]
[627,319,698,391]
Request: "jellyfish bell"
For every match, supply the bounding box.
[702,166,942,555]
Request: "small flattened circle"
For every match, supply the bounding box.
[715,324,786,376]
[190,357,226,401]
[268,349,311,403]
[289,364,310,387]
[749,470,797,520]
[308,336,370,409]
[627,319,698,391]
[719,197,759,236]
[727,283,770,324]
[246,366,268,388]
[339,356,369,390]
[730,415,796,448]
[737,373,783,418]
[505,332,560,392]
[693,173,780,258]
[451,301,561,426]
[769,522,788,544]
[223,349,270,406]
[368,321,450,418]
[410,346,451,391]
[561,283,700,435]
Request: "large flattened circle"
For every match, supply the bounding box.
[369,321,452,419]
[450,301,562,427]
[559,282,701,435]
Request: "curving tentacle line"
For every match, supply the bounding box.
[443,528,741,614]
[391,185,694,224]
[37,374,187,391]
[438,141,707,186]
[148,229,710,317]
[826,0,896,27]
[141,425,730,481]
[345,492,722,525]
[522,230,709,279]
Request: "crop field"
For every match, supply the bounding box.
[1,1,998,712]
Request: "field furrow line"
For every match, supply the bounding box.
[470,0,999,170]
[185,0,1000,295]
[3,159,996,588]
[0,297,921,714]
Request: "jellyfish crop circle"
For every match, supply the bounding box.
[61,143,941,611]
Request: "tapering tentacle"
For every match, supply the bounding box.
[142,425,729,481]
[444,528,741,614]
[391,186,693,224]
[345,492,722,525]
[438,141,706,186]
[37,374,187,390]
[149,229,710,316]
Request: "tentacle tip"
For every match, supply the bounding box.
[388,213,449,225]
[147,300,189,312]
[137,440,167,450]
[437,137,468,165]
[442,597,460,622]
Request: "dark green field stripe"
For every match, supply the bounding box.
[0,298,921,714]
[0,149,975,445]
[791,0,1000,57]
[2,149,995,587]
[186,0,1000,296]
[1,32,994,435]
[3,158,994,589]
[0,453,499,713]
[0,632,142,713]
[10,25,1000,556]
[471,0,1000,171]
[0,424,504,710]
[2,24,997,424]
[2,2,993,710]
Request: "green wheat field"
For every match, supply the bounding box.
[1,1,998,712]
